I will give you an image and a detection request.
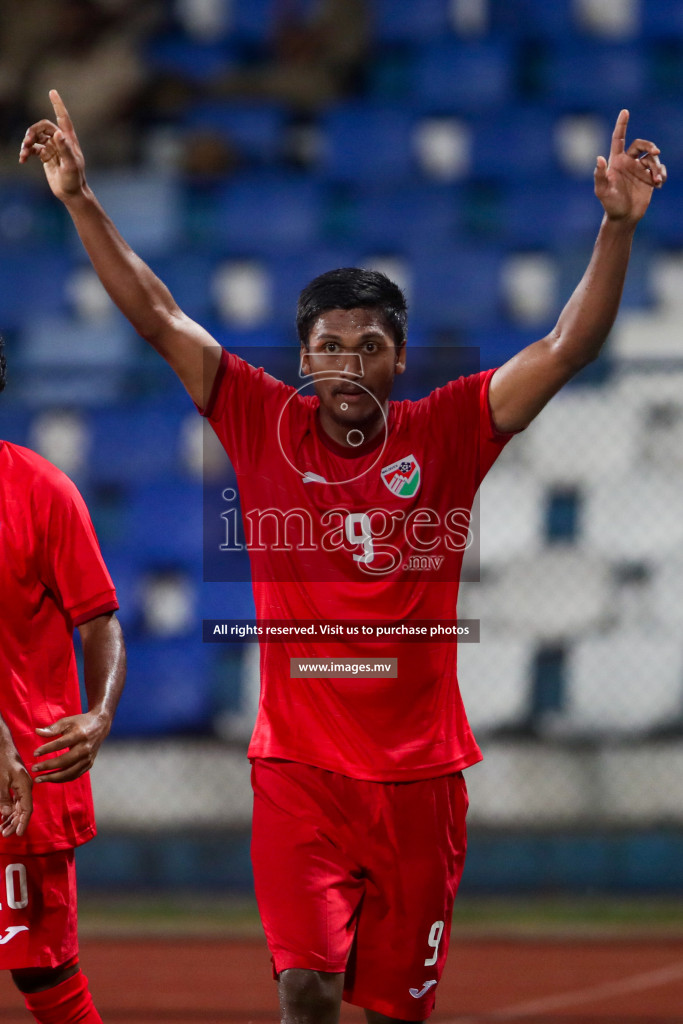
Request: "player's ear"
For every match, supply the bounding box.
[300,343,311,376]
[395,341,406,375]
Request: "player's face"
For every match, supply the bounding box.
[301,308,405,442]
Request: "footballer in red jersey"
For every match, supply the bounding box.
[204,343,508,783]
[0,338,126,1024]
[23,91,665,1023]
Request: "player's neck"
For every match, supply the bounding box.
[316,404,388,449]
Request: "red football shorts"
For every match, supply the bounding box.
[0,850,78,970]
[251,758,469,1020]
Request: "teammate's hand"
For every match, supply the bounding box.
[19,90,86,201]
[31,711,110,784]
[0,757,32,838]
[594,110,666,224]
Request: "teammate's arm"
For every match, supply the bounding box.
[488,110,666,434]
[0,715,32,837]
[31,612,126,784]
[20,90,222,409]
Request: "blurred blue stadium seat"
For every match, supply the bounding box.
[268,246,363,327]
[145,30,238,82]
[174,0,276,46]
[490,0,575,39]
[0,407,31,448]
[368,48,415,103]
[614,246,658,314]
[495,181,602,248]
[229,0,279,45]
[207,325,290,355]
[182,102,287,163]
[21,316,134,369]
[98,547,139,633]
[538,44,649,111]
[411,40,514,113]
[390,344,451,398]
[83,172,182,258]
[17,317,135,405]
[146,252,216,322]
[317,105,417,185]
[210,172,324,254]
[557,244,654,312]
[639,106,683,171]
[111,637,214,736]
[629,108,683,246]
[201,582,256,620]
[350,185,464,250]
[641,182,683,247]
[470,108,557,181]
[469,326,543,367]
[369,0,452,43]
[410,245,505,330]
[0,184,59,247]
[123,479,204,569]
[87,404,186,485]
[0,251,70,332]
[641,0,683,39]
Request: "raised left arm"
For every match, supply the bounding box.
[489,109,666,434]
[32,612,126,783]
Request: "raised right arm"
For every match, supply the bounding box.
[20,90,222,409]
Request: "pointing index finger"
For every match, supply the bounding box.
[49,89,73,134]
[610,108,629,157]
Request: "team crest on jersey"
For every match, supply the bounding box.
[380,455,421,498]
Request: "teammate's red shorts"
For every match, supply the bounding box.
[251,758,468,1021]
[0,850,78,970]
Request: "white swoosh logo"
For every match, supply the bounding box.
[409,980,437,998]
[0,926,29,944]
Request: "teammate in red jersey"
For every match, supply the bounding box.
[0,336,126,1024]
[21,91,664,1023]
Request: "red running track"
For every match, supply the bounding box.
[2,936,683,1022]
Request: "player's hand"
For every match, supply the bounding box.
[19,89,86,202]
[31,711,111,784]
[594,110,666,224]
[0,755,32,838]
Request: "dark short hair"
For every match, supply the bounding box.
[296,268,407,348]
[0,337,6,394]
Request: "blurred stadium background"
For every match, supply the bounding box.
[2,0,683,922]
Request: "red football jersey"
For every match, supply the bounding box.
[205,350,513,781]
[0,441,118,855]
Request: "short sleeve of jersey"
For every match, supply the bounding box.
[37,465,118,627]
[201,348,295,473]
[428,366,515,491]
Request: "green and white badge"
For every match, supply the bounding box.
[380,455,421,497]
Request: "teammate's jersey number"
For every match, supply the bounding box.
[0,863,29,910]
[424,919,444,966]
